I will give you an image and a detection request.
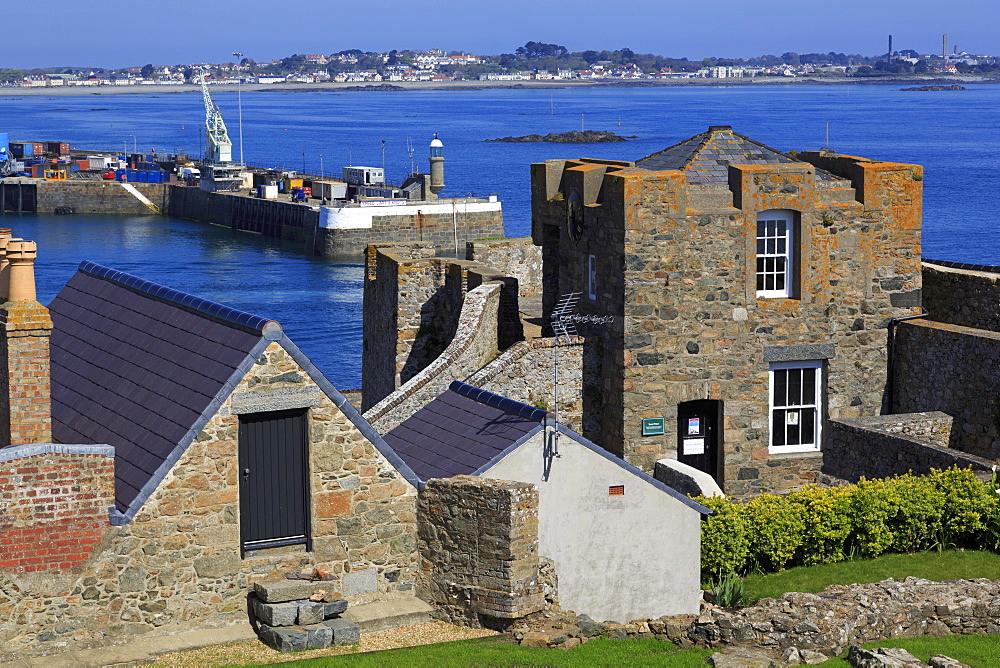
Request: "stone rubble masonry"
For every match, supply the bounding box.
[0,341,418,661]
[466,237,543,297]
[510,578,1000,660]
[922,262,1000,333]
[417,476,545,627]
[0,445,115,573]
[0,300,53,445]
[365,282,502,434]
[893,319,1000,461]
[361,242,526,413]
[466,337,585,433]
[316,205,505,257]
[823,412,995,483]
[530,149,924,496]
[248,581,356,652]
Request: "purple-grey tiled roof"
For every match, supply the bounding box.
[383,381,548,483]
[49,261,270,514]
[635,126,840,184]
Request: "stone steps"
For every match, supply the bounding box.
[342,597,436,633]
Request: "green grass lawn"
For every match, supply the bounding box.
[820,634,1000,667]
[743,549,1000,602]
[281,637,714,667]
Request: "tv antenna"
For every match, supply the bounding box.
[406,137,415,175]
[546,292,612,471]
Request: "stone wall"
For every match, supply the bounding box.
[365,283,502,433]
[922,261,1000,332]
[35,181,171,215]
[466,237,543,297]
[315,203,504,257]
[893,319,1000,460]
[531,150,924,496]
[823,412,995,483]
[417,476,544,627]
[509,578,1000,660]
[466,337,584,433]
[0,340,418,661]
[361,243,524,413]
[0,445,115,573]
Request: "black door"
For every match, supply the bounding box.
[677,400,723,485]
[238,409,310,554]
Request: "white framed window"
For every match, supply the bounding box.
[769,360,822,453]
[587,254,597,300]
[756,210,794,298]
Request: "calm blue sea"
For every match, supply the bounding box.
[2,84,998,387]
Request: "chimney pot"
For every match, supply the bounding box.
[6,241,38,303]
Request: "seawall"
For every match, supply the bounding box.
[1,180,170,215]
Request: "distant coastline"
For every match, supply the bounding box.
[1,75,996,97]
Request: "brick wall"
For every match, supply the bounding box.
[417,476,544,627]
[893,319,1000,460]
[0,445,114,573]
[922,261,1000,333]
[0,301,53,445]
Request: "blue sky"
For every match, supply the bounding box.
[5,0,998,69]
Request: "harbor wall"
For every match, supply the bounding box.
[316,203,505,257]
[1,181,170,215]
[167,186,317,243]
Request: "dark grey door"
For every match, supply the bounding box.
[238,409,310,554]
[677,400,723,485]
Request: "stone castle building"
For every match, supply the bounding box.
[531,126,925,496]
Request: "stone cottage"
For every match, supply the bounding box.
[531,126,924,496]
[385,380,709,623]
[0,257,422,658]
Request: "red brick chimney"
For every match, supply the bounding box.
[0,240,53,446]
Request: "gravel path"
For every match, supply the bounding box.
[150,621,500,666]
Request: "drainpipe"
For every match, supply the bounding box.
[885,309,928,414]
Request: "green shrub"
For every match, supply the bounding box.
[744,493,804,572]
[697,468,997,585]
[697,495,751,581]
[789,485,854,565]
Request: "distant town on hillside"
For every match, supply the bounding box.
[3,40,998,87]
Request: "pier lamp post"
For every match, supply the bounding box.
[232,52,245,165]
[319,154,324,179]
[129,135,136,156]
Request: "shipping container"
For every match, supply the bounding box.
[45,141,70,156]
[257,184,278,199]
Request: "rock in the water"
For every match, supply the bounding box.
[848,645,926,667]
[487,130,627,143]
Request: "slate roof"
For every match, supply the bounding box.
[635,126,838,184]
[49,262,274,514]
[382,381,710,514]
[383,381,549,483]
